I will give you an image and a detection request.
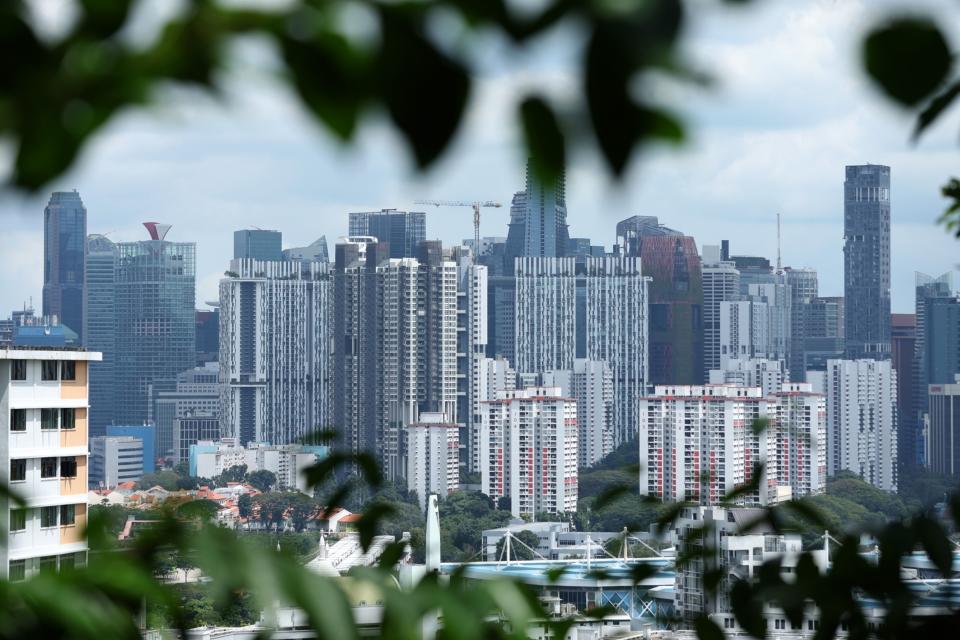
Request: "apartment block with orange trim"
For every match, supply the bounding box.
[1,347,101,580]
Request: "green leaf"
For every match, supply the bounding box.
[377,6,470,168]
[76,0,135,38]
[864,17,952,106]
[694,614,725,640]
[914,80,960,139]
[519,95,566,186]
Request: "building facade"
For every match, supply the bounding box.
[1,349,100,580]
[542,359,614,469]
[89,436,144,488]
[43,191,87,343]
[701,245,741,379]
[514,257,577,375]
[173,413,221,465]
[480,387,578,517]
[843,164,891,360]
[505,161,569,261]
[233,229,282,261]
[114,224,196,426]
[149,362,220,460]
[348,210,426,259]
[708,357,786,396]
[220,259,333,447]
[84,234,117,437]
[406,413,460,509]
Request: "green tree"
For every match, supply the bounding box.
[238,494,253,519]
[217,464,248,485]
[246,469,277,493]
[176,499,221,523]
[137,470,179,491]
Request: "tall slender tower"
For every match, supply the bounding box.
[85,234,117,437]
[843,164,891,360]
[43,191,87,342]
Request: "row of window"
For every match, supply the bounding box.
[9,456,79,481]
[8,552,86,582]
[10,408,77,431]
[9,504,78,531]
[10,360,76,382]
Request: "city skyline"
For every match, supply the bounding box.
[1,0,958,314]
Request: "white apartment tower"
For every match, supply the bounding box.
[768,383,827,498]
[480,387,578,518]
[542,359,614,468]
[406,412,460,509]
[817,359,898,491]
[638,385,769,506]
[709,357,787,396]
[456,255,488,475]
[701,245,741,377]
[514,257,577,375]
[1,349,101,580]
[220,258,333,446]
[470,356,517,473]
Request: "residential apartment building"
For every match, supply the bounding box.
[469,356,517,473]
[455,254,489,474]
[767,383,827,499]
[701,245,741,378]
[220,259,333,447]
[348,210,426,259]
[479,386,578,518]
[813,359,898,491]
[89,436,144,488]
[542,359,614,469]
[514,257,577,375]
[708,357,786,396]
[1,348,101,580]
[406,413,459,509]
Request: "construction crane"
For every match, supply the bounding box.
[414,199,501,262]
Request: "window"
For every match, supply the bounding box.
[10,459,26,482]
[10,360,26,381]
[60,361,76,381]
[60,408,75,430]
[41,360,58,381]
[60,504,76,526]
[9,509,26,532]
[41,409,57,430]
[38,555,58,573]
[60,457,77,479]
[40,457,58,479]
[59,553,75,571]
[40,506,58,528]
[10,409,26,432]
[8,560,25,582]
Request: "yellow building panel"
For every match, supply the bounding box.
[60,361,88,401]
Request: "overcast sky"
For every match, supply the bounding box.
[2,0,959,312]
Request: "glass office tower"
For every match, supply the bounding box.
[43,191,87,342]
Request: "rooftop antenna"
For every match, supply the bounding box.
[776,212,783,274]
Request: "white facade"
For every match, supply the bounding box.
[406,412,459,508]
[192,439,327,494]
[720,300,769,365]
[709,357,786,396]
[1,349,100,580]
[768,383,827,498]
[470,356,516,473]
[480,386,578,517]
[90,436,144,488]
[220,259,333,447]
[514,257,577,375]
[818,359,898,491]
[542,359,614,469]
[457,258,488,474]
[639,385,769,506]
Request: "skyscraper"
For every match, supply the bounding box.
[701,245,741,378]
[220,258,333,447]
[43,191,87,342]
[617,219,702,385]
[891,313,917,469]
[85,234,117,437]
[349,210,426,259]
[233,229,282,261]
[843,164,892,360]
[283,236,329,263]
[514,257,577,375]
[114,223,196,428]
[786,267,818,381]
[542,359,614,468]
[505,161,570,261]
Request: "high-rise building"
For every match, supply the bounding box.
[638,385,770,506]
[195,308,219,366]
[332,238,458,481]
[505,161,570,261]
[114,223,196,426]
[542,359,614,469]
[925,296,960,387]
[701,245,741,378]
[843,164,892,360]
[349,210,426,259]
[90,436,144,488]
[470,356,517,472]
[617,221,702,385]
[406,412,460,509]
[283,236,329,263]
[220,259,333,447]
[455,254,488,473]
[84,234,117,437]
[106,425,156,475]
[638,383,825,507]
[891,313,917,470]
[785,268,818,381]
[43,191,87,343]
[797,296,845,373]
[149,363,220,460]
[480,387,578,518]
[173,413,220,465]
[927,377,960,476]
[814,359,898,491]
[233,229,282,261]
[719,282,791,370]
[708,357,786,396]
[1,349,100,580]
[514,257,577,375]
